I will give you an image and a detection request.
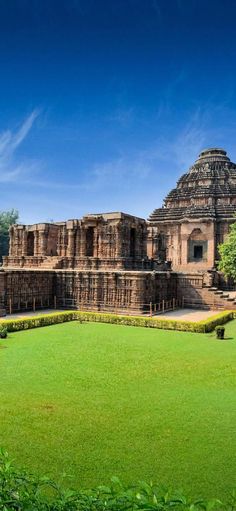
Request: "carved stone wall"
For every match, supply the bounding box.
[3,270,55,312]
[55,270,177,313]
[0,269,177,315]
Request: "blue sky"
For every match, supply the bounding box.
[1,0,236,223]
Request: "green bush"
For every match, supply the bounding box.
[0,309,233,334]
[0,311,77,332]
[74,310,233,333]
[0,325,7,338]
[0,448,227,511]
[216,325,226,331]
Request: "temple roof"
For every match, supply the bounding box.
[148,148,236,223]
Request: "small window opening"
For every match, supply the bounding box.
[194,245,203,260]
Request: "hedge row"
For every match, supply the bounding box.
[0,309,233,333]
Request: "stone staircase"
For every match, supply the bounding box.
[177,273,236,310]
[202,285,236,309]
[38,256,63,270]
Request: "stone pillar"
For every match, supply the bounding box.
[14,229,19,256]
[95,227,99,258]
[57,226,67,257]
[56,229,61,256]
[80,227,86,257]
[115,225,122,258]
[34,231,39,256]
[75,228,81,257]
[9,227,14,256]
[67,229,75,257]
[111,226,116,258]
[38,231,47,256]
[97,227,103,258]
[22,229,28,256]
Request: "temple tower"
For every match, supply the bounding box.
[148,148,236,271]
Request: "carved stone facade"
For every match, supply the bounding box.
[5,213,148,271]
[0,269,177,315]
[1,212,175,314]
[1,148,236,315]
[148,148,236,272]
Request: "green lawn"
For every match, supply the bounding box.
[1,320,236,498]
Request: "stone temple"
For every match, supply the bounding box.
[148,148,236,271]
[1,147,236,315]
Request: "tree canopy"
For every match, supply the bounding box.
[218,221,236,280]
[0,209,19,262]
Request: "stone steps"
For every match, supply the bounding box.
[180,278,236,310]
[39,257,62,270]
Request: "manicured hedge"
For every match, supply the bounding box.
[0,309,233,333]
[1,311,77,332]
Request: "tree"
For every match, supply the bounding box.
[218,221,236,280]
[0,209,19,262]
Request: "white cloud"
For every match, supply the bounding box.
[0,110,39,183]
[82,107,212,202]
[171,110,208,169]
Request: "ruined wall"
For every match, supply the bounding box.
[5,213,148,271]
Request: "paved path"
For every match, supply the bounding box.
[157,308,220,322]
[2,309,64,320]
[0,307,220,323]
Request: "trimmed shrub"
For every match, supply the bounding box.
[215,325,226,339]
[0,448,227,511]
[0,311,77,333]
[0,309,233,334]
[0,325,7,338]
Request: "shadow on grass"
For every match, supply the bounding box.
[208,334,234,341]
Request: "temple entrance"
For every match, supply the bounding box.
[86,227,94,256]
[187,228,208,263]
[27,232,34,256]
[188,238,208,263]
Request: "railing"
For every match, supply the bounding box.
[55,296,183,316]
[8,292,231,315]
[6,296,53,314]
[3,295,184,316]
[177,277,203,289]
[5,293,233,316]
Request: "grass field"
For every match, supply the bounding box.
[1,320,236,498]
